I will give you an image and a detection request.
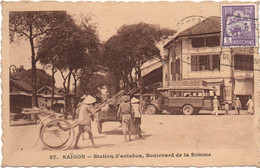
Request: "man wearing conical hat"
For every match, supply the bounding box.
[117,95,133,142]
[74,95,96,149]
[131,97,142,138]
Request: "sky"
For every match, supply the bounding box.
[9,1,221,88]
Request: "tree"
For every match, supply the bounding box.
[12,67,54,90]
[9,11,71,107]
[38,14,101,116]
[78,73,106,97]
[103,23,175,110]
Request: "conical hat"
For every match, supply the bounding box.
[131,97,139,103]
[82,95,96,104]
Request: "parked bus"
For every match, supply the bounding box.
[145,85,216,115]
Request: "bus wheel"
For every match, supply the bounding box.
[182,105,194,115]
[145,105,157,115]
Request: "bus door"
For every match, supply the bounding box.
[203,89,213,110]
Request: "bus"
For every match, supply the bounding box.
[145,85,216,115]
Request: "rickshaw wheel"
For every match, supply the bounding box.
[182,104,194,115]
[97,121,102,134]
[40,118,75,150]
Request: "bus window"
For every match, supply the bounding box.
[176,90,183,97]
[190,91,202,97]
[197,92,203,97]
[183,90,190,97]
[209,90,215,96]
[204,90,210,97]
[170,91,177,97]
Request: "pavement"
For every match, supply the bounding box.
[7,110,257,152]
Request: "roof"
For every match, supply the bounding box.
[141,58,163,77]
[164,16,221,48]
[37,86,59,94]
[37,94,63,98]
[10,91,32,97]
[158,86,216,90]
[10,78,33,93]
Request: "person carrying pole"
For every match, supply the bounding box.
[74,95,96,149]
[117,95,133,142]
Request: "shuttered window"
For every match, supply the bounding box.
[191,55,220,71]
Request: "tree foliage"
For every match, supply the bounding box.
[9,11,72,107]
[12,67,54,89]
[38,14,101,96]
[78,73,106,97]
[103,22,175,91]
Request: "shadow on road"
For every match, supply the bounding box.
[93,135,106,139]
[133,133,152,141]
[78,143,115,149]
[103,129,122,135]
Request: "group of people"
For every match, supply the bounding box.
[212,96,254,115]
[73,94,143,149]
[117,95,142,142]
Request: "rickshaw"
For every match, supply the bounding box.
[36,88,138,150]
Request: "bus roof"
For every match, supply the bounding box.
[158,86,216,91]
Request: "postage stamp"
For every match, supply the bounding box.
[222,4,257,47]
[1,1,260,167]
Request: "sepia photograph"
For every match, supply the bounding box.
[2,1,259,167]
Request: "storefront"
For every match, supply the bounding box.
[234,78,254,109]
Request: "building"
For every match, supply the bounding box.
[163,16,256,108]
[10,77,33,119]
[37,86,64,109]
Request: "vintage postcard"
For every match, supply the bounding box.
[2,1,260,167]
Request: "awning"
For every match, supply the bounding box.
[10,92,32,97]
[234,80,253,95]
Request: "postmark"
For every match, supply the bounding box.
[222,4,257,47]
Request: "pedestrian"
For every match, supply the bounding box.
[117,95,133,142]
[246,96,254,115]
[212,96,220,115]
[235,97,242,115]
[131,97,142,138]
[74,95,96,149]
[224,101,229,115]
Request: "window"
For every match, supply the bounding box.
[234,54,253,71]
[213,55,220,70]
[183,90,190,97]
[176,91,183,97]
[190,91,203,97]
[171,62,176,81]
[170,91,176,97]
[192,37,204,48]
[191,55,220,71]
[191,36,220,48]
[206,36,220,47]
[176,59,180,74]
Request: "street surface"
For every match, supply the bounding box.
[8,110,257,152]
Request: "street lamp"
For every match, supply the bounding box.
[9,64,17,77]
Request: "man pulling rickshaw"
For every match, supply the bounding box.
[74,95,96,149]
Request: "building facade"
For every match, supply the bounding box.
[163,16,256,108]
